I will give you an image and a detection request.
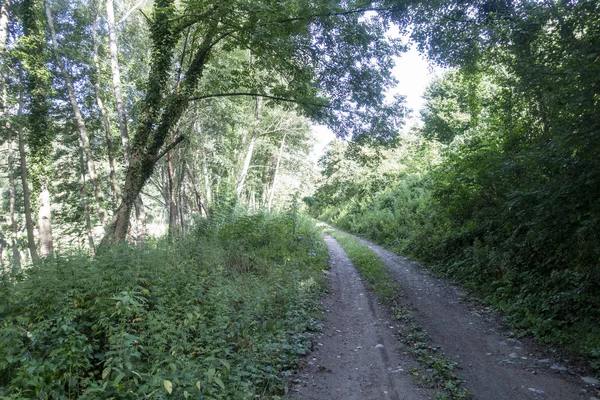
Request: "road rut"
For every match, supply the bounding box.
[356,236,593,400]
[287,235,430,400]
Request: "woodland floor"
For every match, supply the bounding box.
[286,233,599,400]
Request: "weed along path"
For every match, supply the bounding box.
[287,235,431,400]
[353,235,593,400]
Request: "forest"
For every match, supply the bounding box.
[0,0,598,398]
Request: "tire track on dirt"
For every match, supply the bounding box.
[355,236,595,400]
[287,235,430,400]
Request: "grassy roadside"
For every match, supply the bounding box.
[0,213,328,400]
[326,228,471,400]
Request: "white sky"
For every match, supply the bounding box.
[310,43,445,159]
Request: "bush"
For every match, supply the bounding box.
[0,213,328,399]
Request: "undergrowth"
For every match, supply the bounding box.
[0,212,328,399]
[327,229,471,400]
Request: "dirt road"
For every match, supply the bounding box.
[287,233,599,399]
[287,235,431,400]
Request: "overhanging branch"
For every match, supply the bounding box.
[154,135,186,163]
[190,92,332,108]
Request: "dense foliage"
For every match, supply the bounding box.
[309,0,600,366]
[0,212,327,399]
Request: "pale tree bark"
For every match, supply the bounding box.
[105,0,148,242]
[236,134,257,198]
[1,0,19,270]
[16,99,38,262]
[37,185,53,258]
[44,2,106,225]
[105,0,130,161]
[202,154,212,210]
[236,97,263,198]
[92,15,121,205]
[100,5,224,246]
[0,0,10,50]
[268,132,287,211]
[177,161,186,233]
[79,147,95,253]
[4,85,20,270]
[167,149,177,238]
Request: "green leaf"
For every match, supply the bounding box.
[213,377,225,390]
[164,379,173,395]
[114,373,125,386]
[221,360,231,370]
[102,367,111,380]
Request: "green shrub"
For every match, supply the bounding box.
[0,213,328,399]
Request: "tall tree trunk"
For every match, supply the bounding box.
[236,134,256,199]
[37,185,53,258]
[167,150,177,238]
[268,132,287,211]
[236,97,262,199]
[4,86,20,271]
[202,155,212,209]
[105,0,150,241]
[45,2,106,225]
[1,0,19,270]
[79,150,95,253]
[0,0,10,48]
[92,15,121,205]
[17,105,38,262]
[100,5,223,247]
[105,0,130,162]
[176,159,186,234]
[178,184,186,234]
[188,168,208,217]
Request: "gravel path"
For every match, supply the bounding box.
[287,232,598,399]
[355,236,596,400]
[287,235,431,400]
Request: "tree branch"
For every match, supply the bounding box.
[117,0,146,25]
[267,7,395,25]
[154,135,186,163]
[190,92,332,108]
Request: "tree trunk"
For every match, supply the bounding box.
[105,0,130,162]
[105,0,150,240]
[188,168,208,217]
[236,97,262,199]
[101,156,147,247]
[17,105,38,262]
[38,185,53,258]
[79,149,95,253]
[92,15,121,205]
[179,184,186,234]
[177,160,186,234]
[202,155,212,209]
[167,150,177,238]
[0,0,10,49]
[100,4,223,247]
[4,85,20,271]
[45,2,106,225]
[236,134,257,199]
[1,0,19,270]
[268,132,287,211]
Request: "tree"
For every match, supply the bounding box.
[44,0,107,226]
[19,0,54,258]
[100,0,405,246]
